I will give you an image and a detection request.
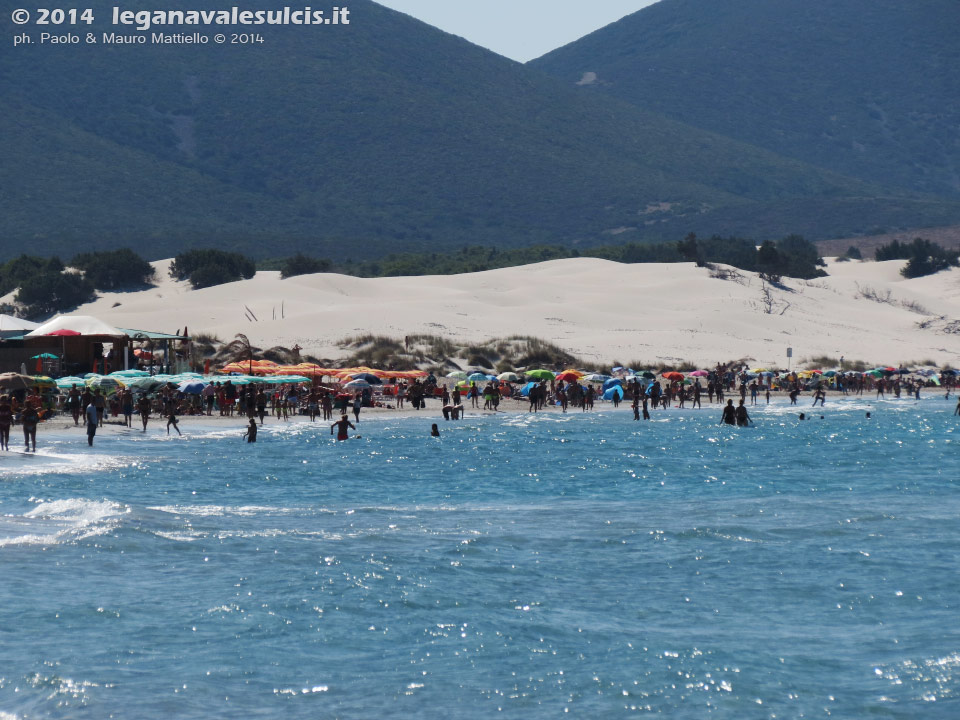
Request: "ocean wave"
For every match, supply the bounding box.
[0,498,126,548]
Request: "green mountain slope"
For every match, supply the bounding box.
[531,0,960,198]
[3,0,958,261]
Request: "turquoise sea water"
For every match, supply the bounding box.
[1,397,959,718]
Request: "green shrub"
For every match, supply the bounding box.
[71,248,155,290]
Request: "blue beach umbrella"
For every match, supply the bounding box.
[177,381,207,394]
[467,372,489,382]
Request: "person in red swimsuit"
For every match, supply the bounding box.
[330,414,356,441]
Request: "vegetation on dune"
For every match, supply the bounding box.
[70,249,155,290]
[169,249,256,289]
[875,238,960,278]
[288,234,827,282]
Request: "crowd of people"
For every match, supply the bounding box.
[0,363,957,452]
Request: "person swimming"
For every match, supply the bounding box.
[431,423,440,437]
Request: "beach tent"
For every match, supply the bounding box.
[520,382,537,397]
[602,378,623,392]
[0,314,40,339]
[26,315,126,338]
[602,385,624,401]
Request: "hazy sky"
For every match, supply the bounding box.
[373,1,660,62]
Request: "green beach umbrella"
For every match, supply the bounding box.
[526,369,555,380]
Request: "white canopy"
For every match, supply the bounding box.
[26,314,126,338]
[0,314,40,332]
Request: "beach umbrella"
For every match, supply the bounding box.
[0,372,33,390]
[560,368,585,377]
[467,372,489,382]
[30,376,56,388]
[350,372,383,385]
[178,381,206,394]
[55,376,86,389]
[525,369,555,380]
[123,376,165,392]
[689,370,709,377]
[343,379,371,390]
[555,371,581,382]
[30,353,59,360]
[583,373,610,382]
[497,372,520,382]
[86,375,124,394]
[110,369,150,377]
[662,371,685,381]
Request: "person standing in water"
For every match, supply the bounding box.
[137,394,150,432]
[735,399,753,426]
[812,385,826,407]
[0,395,11,451]
[243,418,258,443]
[430,423,440,437]
[85,401,99,446]
[331,414,356,441]
[720,399,736,425]
[21,403,39,452]
[166,406,181,436]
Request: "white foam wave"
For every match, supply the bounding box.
[0,498,126,548]
[147,504,321,517]
[0,449,137,478]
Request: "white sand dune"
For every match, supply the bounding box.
[74,258,960,368]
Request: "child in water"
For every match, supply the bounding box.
[243,418,258,442]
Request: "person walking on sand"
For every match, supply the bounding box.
[331,414,356,441]
[352,392,362,423]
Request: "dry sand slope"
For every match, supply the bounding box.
[74,258,960,368]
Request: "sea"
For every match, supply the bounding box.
[1,396,958,718]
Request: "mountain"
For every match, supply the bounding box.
[3,0,959,261]
[531,0,960,199]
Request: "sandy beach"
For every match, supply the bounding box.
[63,257,960,369]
